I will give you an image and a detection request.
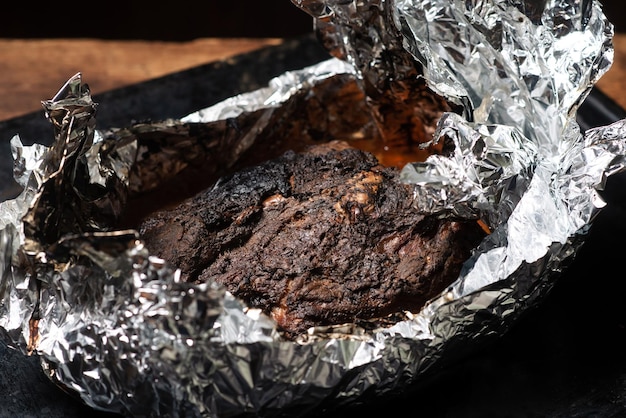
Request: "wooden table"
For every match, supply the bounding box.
[0,34,625,122]
[0,38,282,121]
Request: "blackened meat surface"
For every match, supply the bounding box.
[139,142,485,338]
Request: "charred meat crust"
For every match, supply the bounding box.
[139,142,485,338]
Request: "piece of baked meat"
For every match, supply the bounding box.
[138,142,485,338]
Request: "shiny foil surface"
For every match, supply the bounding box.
[0,1,621,417]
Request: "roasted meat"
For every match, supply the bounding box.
[139,141,485,338]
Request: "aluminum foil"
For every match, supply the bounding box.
[0,0,621,416]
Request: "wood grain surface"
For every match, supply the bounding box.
[0,38,281,121]
[0,34,624,122]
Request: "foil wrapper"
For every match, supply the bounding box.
[0,0,621,416]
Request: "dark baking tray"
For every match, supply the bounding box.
[1,34,626,418]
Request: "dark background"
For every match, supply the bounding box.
[0,0,623,40]
[0,2,314,40]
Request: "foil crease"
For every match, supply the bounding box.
[0,0,621,417]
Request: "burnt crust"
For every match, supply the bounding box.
[139,142,485,338]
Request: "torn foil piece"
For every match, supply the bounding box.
[0,0,621,417]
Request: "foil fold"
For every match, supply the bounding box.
[0,0,622,417]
